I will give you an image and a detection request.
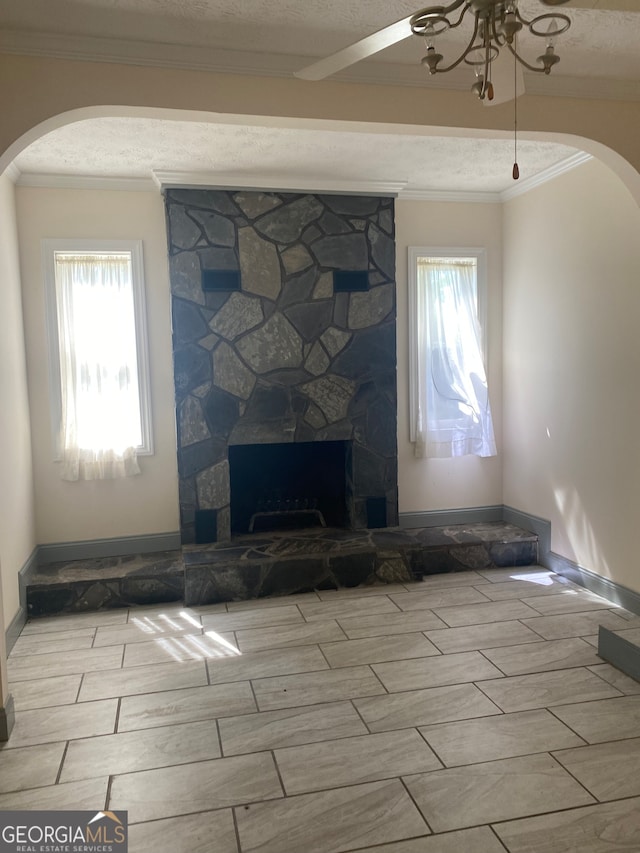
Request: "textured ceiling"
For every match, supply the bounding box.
[4,1,631,191]
[12,116,581,194]
[0,0,638,80]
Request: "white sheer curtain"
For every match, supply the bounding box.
[55,252,142,480]
[414,257,497,459]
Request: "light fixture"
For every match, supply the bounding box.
[414,0,570,101]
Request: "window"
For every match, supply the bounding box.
[408,247,496,459]
[43,240,152,480]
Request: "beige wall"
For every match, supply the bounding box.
[503,157,640,594]
[16,187,180,545]
[395,199,503,514]
[0,174,35,627]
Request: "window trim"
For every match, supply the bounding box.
[408,246,488,443]
[42,238,154,460]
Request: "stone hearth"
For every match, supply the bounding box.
[25,523,538,616]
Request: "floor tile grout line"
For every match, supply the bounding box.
[54,740,70,785]
[489,823,512,852]
[398,775,433,836]
[546,748,601,803]
[231,805,243,853]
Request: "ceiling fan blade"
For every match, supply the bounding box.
[294,15,414,81]
[483,50,525,106]
[542,0,638,9]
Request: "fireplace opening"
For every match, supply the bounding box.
[228,441,351,535]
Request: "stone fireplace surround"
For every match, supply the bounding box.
[165,188,398,544]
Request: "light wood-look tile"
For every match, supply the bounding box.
[347,827,507,853]
[60,719,220,782]
[8,674,81,710]
[226,592,321,612]
[587,663,640,694]
[389,587,490,611]
[477,667,622,712]
[553,737,640,801]
[8,645,123,681]
[409,571,490,589]
[127,810,238,853]
[207,644,328,685]
[475,577,579,601]
[372,651,503,692]
[482,637,603,676]
[521,610,631,640]
[20,611,127,635]
[275,729,442,794]
[79,660,208,701]
[118,682,256,732]
[354,683,501,732]
[433,600,540,628]
[252,665,385,711]
[298,596,401,622]
[0,777,109,811]
[521,590,617,616]
[320,633,440,668]
[339,610,448,640]
[200,605,304,632]
[419,708,585,766]
[122,632,238,667]
[551,696,640,743]
[426,621,541,653]
[235,621,346,652]
[109,752,283,824]
[5,699,118,748]
[0,742,66,793]
[235,779,429,853]
[94,618,203,648]
[316,584,409,600]
[476,568,557,584]
[404,753,595,832]
[495,796,640,853]
[9,628,96,656]
[219,701,368,756]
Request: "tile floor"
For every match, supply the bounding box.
[3,566,640,852]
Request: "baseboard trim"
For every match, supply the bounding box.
[0,693,15,742]
[547,551,640,616]
[598,626,640,681]
[5,606,26,656]
[38,531,182,565]
[398,506,504,528]
[502,506,551,558]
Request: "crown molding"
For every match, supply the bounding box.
[1,28,638,102]
[11,153,591,199]
[398,189,501,203]
[3,162,21,183]
[500,152,593,201]
[15,172,158,192]
[153,171,404,196]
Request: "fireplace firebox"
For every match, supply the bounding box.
[229,440,351,534]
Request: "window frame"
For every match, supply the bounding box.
[408,246,489,443]
[42,238,154,461]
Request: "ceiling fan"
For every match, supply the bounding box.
[294,0,628,104]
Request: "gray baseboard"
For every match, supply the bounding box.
[502,506,551,558]
[0,693,15,742]
[38,531,182,565]
[5,606,26,656]
[399,505,504,529]
[598,626,640,682]
[548,551,640,616]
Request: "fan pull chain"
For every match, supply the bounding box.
[513,33,520,180]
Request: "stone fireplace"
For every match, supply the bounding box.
[165,189,398,543]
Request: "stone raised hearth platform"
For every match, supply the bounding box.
[25,522,537,617]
